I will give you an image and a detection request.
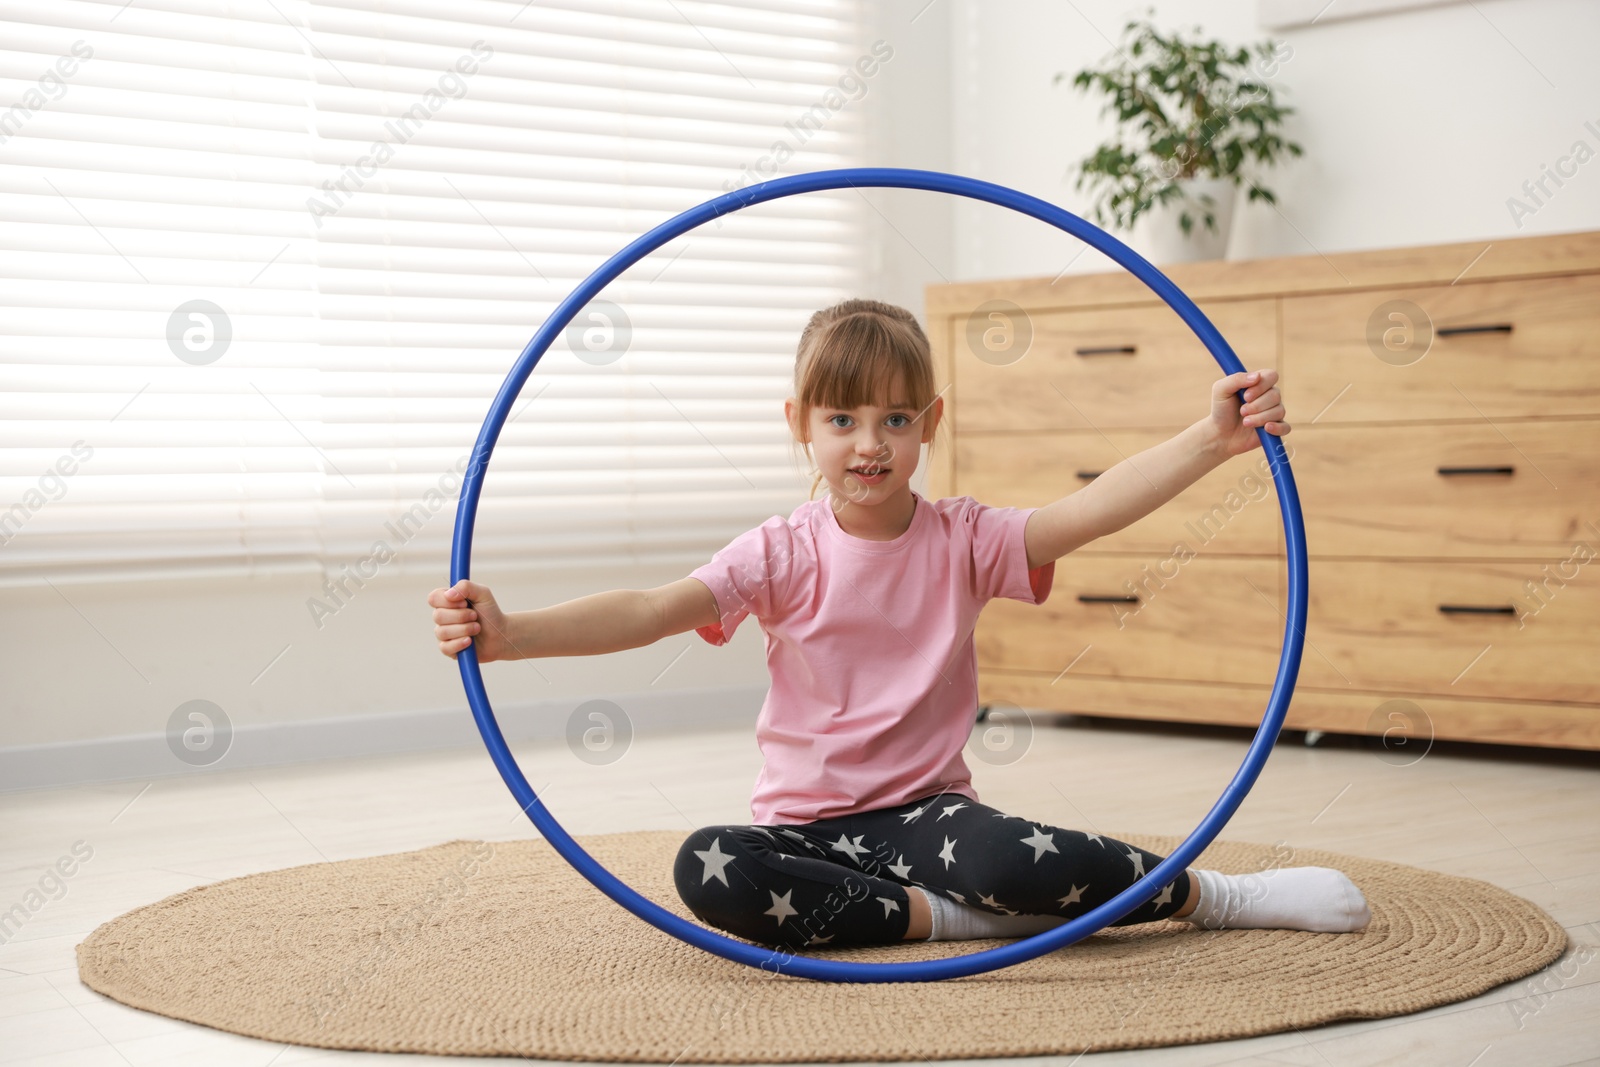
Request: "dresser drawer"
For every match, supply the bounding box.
[978,672,1600,749]
[1282,273,1600,423]
[958,432,1282,555]
[952,298,1277,432]
[979,555,1284,687]
[1291,421,1599,558]
[1297,559,1600,703]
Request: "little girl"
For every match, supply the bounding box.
[429,298,1371,952]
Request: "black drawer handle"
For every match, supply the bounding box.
[1074,345,1137,356]
[1075,470,1103,480]
[1437,465,1515,476]
[1438,604,1517,615]
[1078,594,1140,604]
[1436,324,1513,337]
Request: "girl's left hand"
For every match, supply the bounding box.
[1208,369,1290,456]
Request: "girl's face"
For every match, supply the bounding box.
[786,384,943,509]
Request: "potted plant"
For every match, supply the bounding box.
[1055,9,1303,263]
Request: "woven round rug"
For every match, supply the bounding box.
[76,830,1566,1061]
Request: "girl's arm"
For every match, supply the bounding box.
[1024,369,1289,569]
[429,579,667,662]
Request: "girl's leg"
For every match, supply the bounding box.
[673,823,923,950]
[1172,871,1202,918]
[903,878,932,939]
[849,794,1196,926]
[901,870,1199,938]
[855,794,1368,935]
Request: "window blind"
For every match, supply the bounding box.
[0,0,872,587]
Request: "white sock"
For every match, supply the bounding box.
[1178,867,1372,932]
[915,886,1070,941]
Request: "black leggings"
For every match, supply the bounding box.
[673,789,1194,951]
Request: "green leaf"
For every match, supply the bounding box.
[1064,16,1299,234]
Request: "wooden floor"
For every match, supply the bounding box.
[2,713,1596,1066]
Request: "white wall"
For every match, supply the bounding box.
[941,0,1600,280]
[854,0,955,315]
[7,0,1595,786]
[1,559,734,747]
[0,553,774,789]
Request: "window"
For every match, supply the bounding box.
[1,0,872,585]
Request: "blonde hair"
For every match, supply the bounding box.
[787,298,944,503]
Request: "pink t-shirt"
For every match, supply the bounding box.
[688,490,1055,825]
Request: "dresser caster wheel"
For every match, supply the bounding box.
[1304,729,1327,747]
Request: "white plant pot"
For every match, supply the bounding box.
[1131,175,1238,265]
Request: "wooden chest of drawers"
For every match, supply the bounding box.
[926,230,1600,750]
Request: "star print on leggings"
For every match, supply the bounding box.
[830,833,869,862]
[1020,826,1059,862]
[977,891,1018,915]
[1059,884,1088,909]
[1124,848,1146,878]
[671,799,1194,951]
[765,889,798,923]
[695,837,737,886]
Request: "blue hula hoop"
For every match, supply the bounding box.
[450,166,1308,983]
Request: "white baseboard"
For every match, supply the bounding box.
[0,685,766,793]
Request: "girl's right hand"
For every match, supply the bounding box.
[427,579,514,662]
